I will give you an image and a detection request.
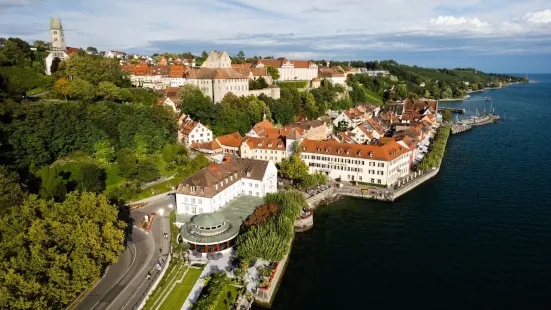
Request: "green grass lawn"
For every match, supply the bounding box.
[26,86,46,96]
[105,164,125,189]
[143,261,203,310]
[214,284,241,310]
[154,155,178,177]
[364,89,383,105]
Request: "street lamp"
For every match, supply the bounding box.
[168,203,174,210]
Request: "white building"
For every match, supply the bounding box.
[254,58,318,81]
[175,157,277,215]
[105,50,127,59]
[201,50,232,68]
[186,68,250,103]
[178,114,213,147]
[318,67,347,85]
[239,137,288,163]
[300,139,412,186]
[363,70,390,77]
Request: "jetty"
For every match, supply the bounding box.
[438,107,466,114]
[451,123,472,134]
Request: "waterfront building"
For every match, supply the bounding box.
[239,136,287,163]
[179,213,239,253]
[300,139,412,186]
[175,157,277,215]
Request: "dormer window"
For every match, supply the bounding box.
[191,186,196,192]
[369,152,373,157]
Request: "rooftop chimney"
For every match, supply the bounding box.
[223,155,231,163]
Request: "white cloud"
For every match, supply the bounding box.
[0,0,550,58]
[522,9,551,24]
[429,16,489,28]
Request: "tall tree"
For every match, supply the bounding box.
[77,163,107,193]
[86,46,98,54]
[39,166,66,202]
[70,78,96,101]
[0,192,125,309]
[53,78,72,100]
[266,65,279,80]
[178,84,216,125]
[0,166,26,213]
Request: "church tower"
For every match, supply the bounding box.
[49,17,66,57]
[45,17,68,75]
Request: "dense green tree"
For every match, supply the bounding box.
[266,65,280,80]
[278,154,308,183]
[443,110,452,123]
[70,78,96,101]
[178,84,216,125]
[38,166,66,202]
[77,163,107,193]
[136,158,160,183]
[59,53,127,86]
[97,81,121,101]
[53,77,72,100]
[86,46,98,54]
[0,192,125,309]
[116,148,138,179]
[0,166,26,213]
[93,139,115,165]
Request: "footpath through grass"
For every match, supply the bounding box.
[142,260,203,310]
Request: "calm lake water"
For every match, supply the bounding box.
[260,74,551,310]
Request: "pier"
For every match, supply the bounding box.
[451,123,472,134]
[468,114,500,126]
[438,107,466,114]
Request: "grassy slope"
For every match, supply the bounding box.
[364,88,383,105]
[159,267,203,309]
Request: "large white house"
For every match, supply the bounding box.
[178,114,213,147]
[253,58,318,81]
[300,139,412,186]
[175,157,277,215]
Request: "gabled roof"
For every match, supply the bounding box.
[192,140,222,151]
[242,137,286,150]
[301,139,410,161]
[216,132,244,148]
[177,157,269,198]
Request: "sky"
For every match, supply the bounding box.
[1,0,550,73]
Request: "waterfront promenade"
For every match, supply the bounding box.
[305,167,440,207]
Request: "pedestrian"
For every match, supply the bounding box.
[146,272,151,280]
[159,248,162,254]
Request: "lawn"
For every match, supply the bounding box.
[143,261,203,310]
[26,86,46,96]
[214,284,241,310]
[364,88,383,105]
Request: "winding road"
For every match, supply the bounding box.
[76,195,173,310]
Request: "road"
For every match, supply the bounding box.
[76,195,174,310]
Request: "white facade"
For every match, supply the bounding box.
[301,151,411,186]
[201,51,232,68]
[185,123,213,147]
[324,76,347,85]
[186,78,249,103]
[333,112,357,128]
[170,77,187,87]
[240,143,287,163]
[105,51,126,59]
[175,161,277,215]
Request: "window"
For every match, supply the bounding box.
[185,206,189,211]
[255,184,259,188]
[198,199,202,204]
[249,191,252,195]
[191,198,196,204]
[192,207,197,214]
[199,208,203,213]
[184,197,188,202]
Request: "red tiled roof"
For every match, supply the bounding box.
[216,132,243,148]
[243,137,286,150]
[301,139,410,161]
